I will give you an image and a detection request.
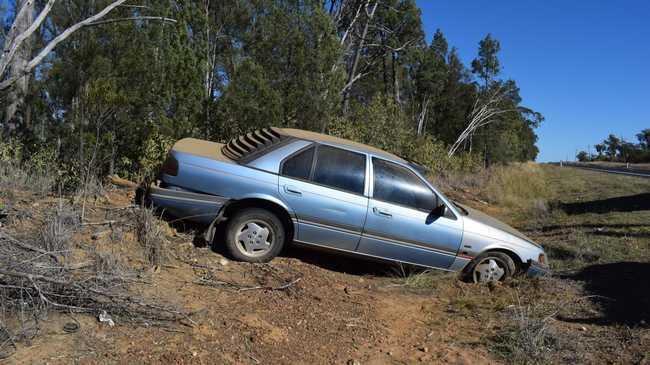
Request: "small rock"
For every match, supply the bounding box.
[98,310,115,327]
[419,346,428,353]
[347,360,360,365]
[219,258,229,266]
[387,351,394,356]
[579,326,587,331]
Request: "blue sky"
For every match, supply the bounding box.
[416,0,650,162]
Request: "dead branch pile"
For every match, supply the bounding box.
[0,204,189,359]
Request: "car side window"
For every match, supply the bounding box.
[312,145,366,195]
[373,158,435,211]
[281,146,315,180]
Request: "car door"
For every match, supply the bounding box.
[357,157,463,269]
[278,144,369,251]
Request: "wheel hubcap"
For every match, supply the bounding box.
[473,258,506,283]
[235,221,273,257]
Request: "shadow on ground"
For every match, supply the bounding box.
[540,223,650,232]
[201,219,406,276]
[559,193,650,215]
[284,244,410,277]
[560,262,650,327]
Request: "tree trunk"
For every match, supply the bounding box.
[392,51,401,105]
[342,1,378,114]
[4,0,34,129]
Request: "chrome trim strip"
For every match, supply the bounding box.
[149,187,228,205]
[297,217,458,257]
[293,240,458,272]
[362,231,457,257]
[299,217,362,235]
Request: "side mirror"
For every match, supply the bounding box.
[431,195,446,216]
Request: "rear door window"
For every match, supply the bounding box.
[312,145,366,194]
[281,146,315,180]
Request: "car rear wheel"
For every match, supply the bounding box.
[225,208,285,263]
[467,252,516,283]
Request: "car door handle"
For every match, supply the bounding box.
[283,185,302,196]
[373,207,392,218]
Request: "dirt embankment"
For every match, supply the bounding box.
[2,164,650,364]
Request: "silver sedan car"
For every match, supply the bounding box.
[146,128,549,283]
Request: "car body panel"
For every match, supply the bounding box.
[147,129,549,274]
[148,186,227,225]
[358,199,463,268]
[278,175,368,251]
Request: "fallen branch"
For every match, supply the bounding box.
[238,278,302,292]
[108,175,138,189]
[82,220,118,226]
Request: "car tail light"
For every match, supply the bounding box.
[538,253,546,265]
[160,154,178,176]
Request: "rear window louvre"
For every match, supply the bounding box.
[222,128,289,162]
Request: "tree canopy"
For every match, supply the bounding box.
[1,0,544,185]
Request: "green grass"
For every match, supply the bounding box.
[521,165,650,271]
[435,164,650,364]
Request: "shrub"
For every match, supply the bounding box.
[138,129,176,181]
[132,205,169,267]
[328,95,481,174]
[40,202,77,258]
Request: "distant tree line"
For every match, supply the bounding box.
[1,0,543,187]
[577,129,650,163]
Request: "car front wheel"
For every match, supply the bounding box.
[466,251,517,283]
[225,208,285,263]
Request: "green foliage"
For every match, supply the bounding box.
[138,127,176,180]
[0,139,23,162]
[578,129,650,163]
[329,95,482,174]
[576,151,589,162]
[2,0,542,183]
[471,34,501,87]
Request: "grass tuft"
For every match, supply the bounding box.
[132,205,169,267]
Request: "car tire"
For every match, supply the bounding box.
[225,208,285,263]
[465,251,517,283]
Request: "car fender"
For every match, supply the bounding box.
[235,192,296,218]
[203,192,296,244]
[479,241,538,265]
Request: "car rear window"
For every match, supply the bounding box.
[282,146,315,180]
[312,145,366,195]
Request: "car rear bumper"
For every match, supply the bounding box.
[146,184,228,225]
[526,259,551,278]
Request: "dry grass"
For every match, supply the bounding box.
[482,162,550,208]
[39,202,77,257]
[490,300,565,364]
[0,162,54,196]
[132,205,169,267]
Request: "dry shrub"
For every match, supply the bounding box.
[132,206,169,267]
[491,303,560,364]
[39,202,77,257]
[0,162,54,196]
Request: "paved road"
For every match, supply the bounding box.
[556,163,650,179]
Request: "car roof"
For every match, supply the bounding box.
[279,128,407,163]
